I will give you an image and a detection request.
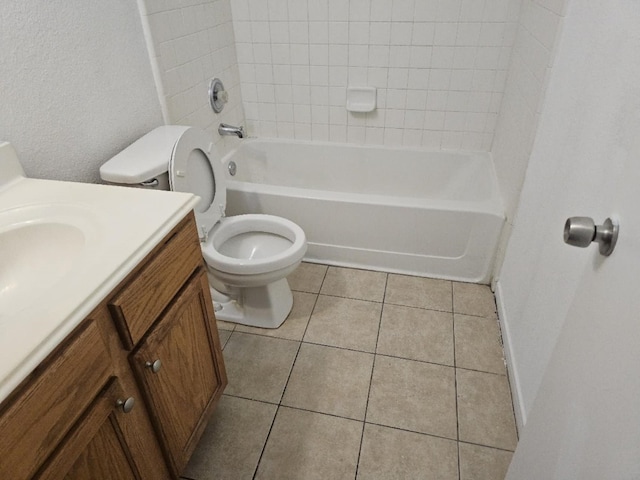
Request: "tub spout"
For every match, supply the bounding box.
[218,123,244,138]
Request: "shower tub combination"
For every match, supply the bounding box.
[222,139,504,284]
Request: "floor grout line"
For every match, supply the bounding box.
[223,328,508,377]
[354,272,388,479]
[251,278,325,480]
[363,420,459,444]
[451,281,462,480]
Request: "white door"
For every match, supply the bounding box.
[506,1,640,478]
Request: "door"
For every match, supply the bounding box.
[132,269,227,475]
[506,1,640,478]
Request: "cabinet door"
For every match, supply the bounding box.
[36,379,141,480]
[132,269,227,474]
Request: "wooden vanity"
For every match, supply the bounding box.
[0,212,227,479]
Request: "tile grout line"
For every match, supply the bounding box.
[226,328,508,377]
[354,272,388,480]
[222,393,515,454]
[251,267,328,480]
[452,281,462,480]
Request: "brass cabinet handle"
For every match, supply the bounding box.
[116,397,135,414]
[145,359,162,373]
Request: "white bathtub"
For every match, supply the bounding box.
[221,139,504,284]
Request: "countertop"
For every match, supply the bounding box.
[0,176,198,403]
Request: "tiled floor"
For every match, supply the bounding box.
[182,263,517,480]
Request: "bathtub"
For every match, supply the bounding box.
[221,139,504,284]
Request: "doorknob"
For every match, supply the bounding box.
[563,217,619,256]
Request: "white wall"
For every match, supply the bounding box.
[140,0,245,155]
[231,0,520,150]
[490,0,567,278]
[0,0,163,183]
[496,0,627,428]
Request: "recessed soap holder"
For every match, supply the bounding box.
[346,86,376,113]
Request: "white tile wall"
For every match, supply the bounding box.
[140,0,245,153]
[231,0,521,150]
[491,0,567,280]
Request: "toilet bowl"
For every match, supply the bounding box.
[100,126,307,328]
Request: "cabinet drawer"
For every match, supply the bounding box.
[0,320,112,480]
[108,214,202,348]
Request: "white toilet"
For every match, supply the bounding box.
[100,126,307,328]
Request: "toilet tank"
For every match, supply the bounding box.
[100,125,190,188]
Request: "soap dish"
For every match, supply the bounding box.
[346,86,376,113]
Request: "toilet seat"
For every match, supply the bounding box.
[169,127,226,232]
[202,214,307,276]
[168,127,307,279]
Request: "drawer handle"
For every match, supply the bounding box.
[145,359,162,373]
[116,397,135,414]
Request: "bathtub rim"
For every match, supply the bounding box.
[220,136,505,215]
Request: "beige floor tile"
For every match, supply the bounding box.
[282,343,374,420]
[304,295,382,352]
[459,442,513,480]
[453,282,497,318]
[455,314,506,374]
[367,355,457,439]
[255,407,362,480]
[287,262,328,293]
[183,395,277,480]
[357,424,458,480]
[320,266,387,302]
[385,274,452,311]
[223,332,299,403]
[377,304,454,366]
[457,369,518,450]
[235,291,316,341]
[217,318,236,331]
[218,329,232,349]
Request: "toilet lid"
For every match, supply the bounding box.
[169,127,226,231]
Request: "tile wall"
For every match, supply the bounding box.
[139,0,245,153]
[490,0,567,280]
[231,0,521,150]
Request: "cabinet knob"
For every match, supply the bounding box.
[145,359,162,373]
[116,397,135,414]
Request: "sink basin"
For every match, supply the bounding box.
[0,204,99,316]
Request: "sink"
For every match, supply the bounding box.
[0,204,99,316]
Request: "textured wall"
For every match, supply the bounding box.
[231,0,520,150]
[140,0,245,155]
[0,0,163,183]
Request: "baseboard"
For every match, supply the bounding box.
[495,280,527,432]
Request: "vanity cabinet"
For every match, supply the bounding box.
[0,212,227,479]
[130,271,226,473]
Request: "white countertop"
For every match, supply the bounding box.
[0,176,198,403]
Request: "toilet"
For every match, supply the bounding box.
[100,126,307,328]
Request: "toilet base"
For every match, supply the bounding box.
[211,278,294,329]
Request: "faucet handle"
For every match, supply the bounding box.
[209,78,227,113]
[217,90,228,104]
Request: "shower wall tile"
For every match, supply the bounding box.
[231,0,521,151]
[141,0,245,156]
